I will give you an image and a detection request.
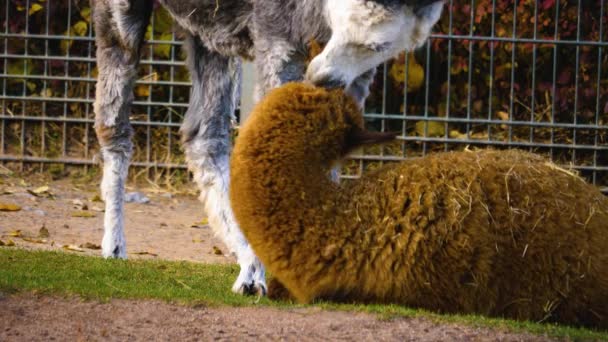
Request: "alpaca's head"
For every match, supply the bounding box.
[306,0,444,89]
[240,82,396,167]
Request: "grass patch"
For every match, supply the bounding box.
[1,248,606,340]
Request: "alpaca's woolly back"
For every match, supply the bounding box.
[335,150,608,327]
[230,83,608,329]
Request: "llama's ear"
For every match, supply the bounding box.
[346,127,399,149]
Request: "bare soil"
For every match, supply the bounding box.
[0,176,232,263]
[0,294,556,341]
[0,176,559,341]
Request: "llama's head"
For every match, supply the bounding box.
[306,0,444,89]
[241,83,396,167]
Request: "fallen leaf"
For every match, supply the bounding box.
[6,239,15,247]
[91,194,103,202]
[415,121,445,137]
[192,238,205,243]
[62,244,84,252]
[29,3,44,15]
[496,111,510,129]
[32,185,50,194]
[0,202,21,211]
[22,237,46,244]
[8,230,22,237]
[71,211,96,218]
[449,130,467,139]
[191,218,209,228]
[27,185,54,198]
[497,111,509,121]
[80,242,101,250]
[39,225,50,238]
[212,246,223,255]
[131,251,158,257]
[389,52,425,93]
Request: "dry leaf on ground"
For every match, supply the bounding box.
[80,242,101,250]
[131,251,158,256]
[0,202,21,211]
[212,246,223,255]
[22,237,46,244]
[71,211,96,218]
[8,230,22,237]
[191,218,209,228]
[0,188,15,195]
[32,185,50,194]
[28,185,54,198]
[62,244,84,252]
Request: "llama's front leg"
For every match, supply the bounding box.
[92,0,151,258]
[253,38,306,102]
[182,36,266,295]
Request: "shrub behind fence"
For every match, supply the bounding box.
[0,0,606,193]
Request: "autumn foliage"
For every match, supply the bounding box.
[1,0,606,188]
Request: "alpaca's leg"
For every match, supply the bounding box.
[181,35,266,295]
[92,0,151,258]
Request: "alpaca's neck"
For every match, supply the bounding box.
[254,154,336,216]
[231,150,339,263]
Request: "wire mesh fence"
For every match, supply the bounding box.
[1,0,607,194]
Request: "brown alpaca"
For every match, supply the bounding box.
[230,82,608,329]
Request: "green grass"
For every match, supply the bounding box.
[1,248,606,341]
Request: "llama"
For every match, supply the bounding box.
[230,83,608,328]
[91,0,445,295]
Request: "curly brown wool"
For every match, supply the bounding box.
[230,82,608,329]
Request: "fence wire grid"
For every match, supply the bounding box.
[0,0,607,194]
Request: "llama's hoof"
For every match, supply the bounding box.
[101,235,127,259]
[233,280,267,296]
[102,245,127,259]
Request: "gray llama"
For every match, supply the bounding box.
[91,0,444,296]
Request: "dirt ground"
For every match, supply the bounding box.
[0,176,560,341]
[0,295,557,341]
[0,176,232,264]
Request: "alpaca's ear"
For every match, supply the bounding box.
[346,127,399,150]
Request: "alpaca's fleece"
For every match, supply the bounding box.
[230,83,608,329]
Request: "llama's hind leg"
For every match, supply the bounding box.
[92,0,151,258]
[181,35,266,295]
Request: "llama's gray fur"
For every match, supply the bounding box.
[91,0,444,296]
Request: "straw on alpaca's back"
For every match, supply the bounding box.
[340,150,608,327]
[230,83,608,329]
